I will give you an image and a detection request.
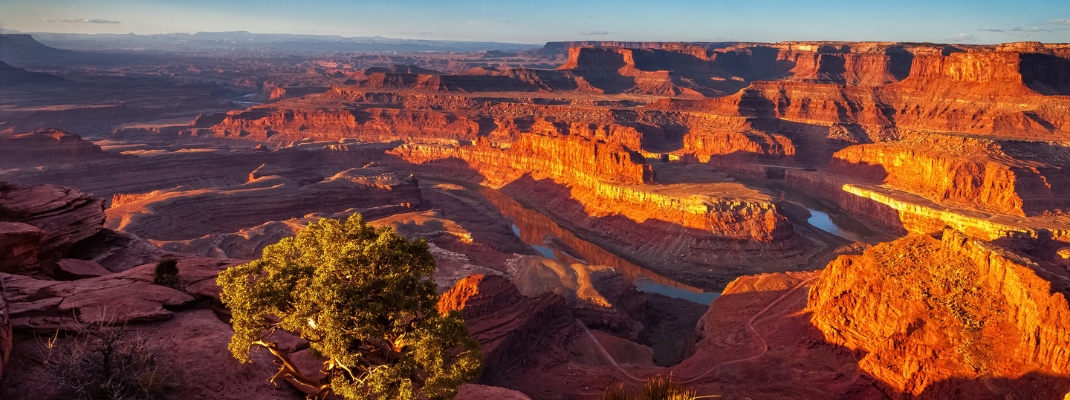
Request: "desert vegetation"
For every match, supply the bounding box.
[42,316,169,400]
[217,214,481,400]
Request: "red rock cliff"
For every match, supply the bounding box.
[828,138,1070,217]
[391,134,807,279]
[809,230,1070,398]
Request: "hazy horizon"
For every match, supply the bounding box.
[3,0,1070,45]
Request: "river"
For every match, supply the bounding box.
[467,183,873,305]
[474,187,725,305]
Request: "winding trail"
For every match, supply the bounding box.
[580,276,819,385]
[678,276,818,384]
[577,320,645,382]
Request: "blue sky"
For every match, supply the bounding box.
[2,0,1069,44]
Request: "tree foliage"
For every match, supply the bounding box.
[217,214,481,400]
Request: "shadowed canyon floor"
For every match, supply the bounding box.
[2,35,1070,399]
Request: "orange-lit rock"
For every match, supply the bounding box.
[210,108,481,142]
[105,166,420,241]
[809,230,1070,398]
[828,137,1070,217]
[392,134,809,281]
[680,129,795,163]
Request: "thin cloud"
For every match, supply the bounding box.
[946,33,976,43]
[1050,18,1070,25]
[580,31,613,36]
[978,26,1052,37]
[980,27,1050,33]
[45,18,120,24]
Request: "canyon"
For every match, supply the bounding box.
[2,33,1070,400]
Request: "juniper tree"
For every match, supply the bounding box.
[217,214,481,400]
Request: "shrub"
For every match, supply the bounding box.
[43,318,170,400]
[153,258,179,288]
[603,374,700,400]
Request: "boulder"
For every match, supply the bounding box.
[55,259,111,279]
[456,384,532,400]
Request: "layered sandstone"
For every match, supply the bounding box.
[809,230,1070,398]
[0,129,122,168]
[0,257,307,399]
[828,138,1070,217]
[680,129,795,163]
[210,108,481,142]
[2,256,243,331]
[105,166,420,241]
[666,270,891,399]
[392,134,809,285]
[783,169,1070,247]
[0,183,105,268]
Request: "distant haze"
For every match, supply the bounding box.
[2,0,1069,44]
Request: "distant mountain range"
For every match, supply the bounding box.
[0,29,539,54]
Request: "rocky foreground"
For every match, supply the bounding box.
[4,181,1070,399]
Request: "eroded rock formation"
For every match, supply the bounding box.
[438,274,575,381]
[809,230,1070,398]
[392,134,809,285]
[828,136,1070,217]
[0,182,105,272]
[105,165,420,241]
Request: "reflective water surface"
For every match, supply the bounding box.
[478,187,722,305]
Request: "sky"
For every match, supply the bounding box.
[1,0,1069,44]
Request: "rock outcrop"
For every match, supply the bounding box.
[0,222,40,274]
[438,274,574,382]
[209,108,482,142]
[2,256,241,331]
[828,137,1070,217]
[0,129,120,168]
[809,230,1070,398]
[668,270,889,399]
[0,182,105,271]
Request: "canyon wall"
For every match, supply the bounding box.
[828,138,1070,217]
[809,230,1070,398]
[210,108,481,142]
[391,134,808,285]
